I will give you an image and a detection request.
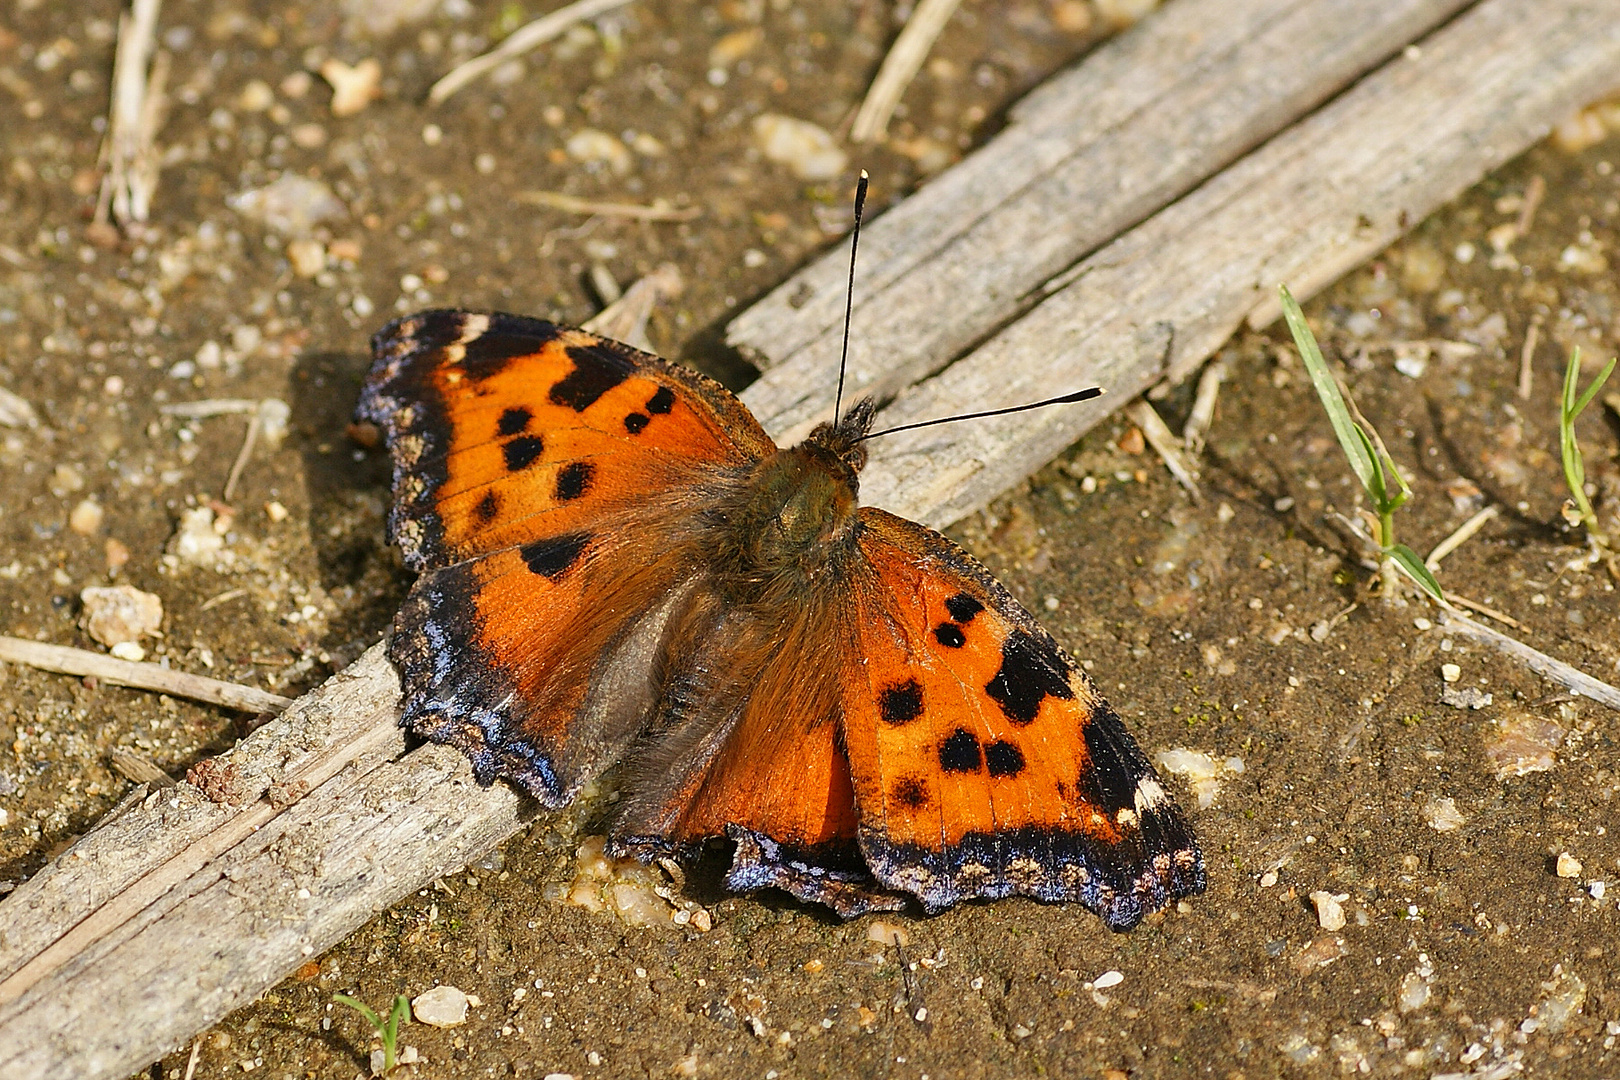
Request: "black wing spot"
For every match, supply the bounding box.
[939,728,982,773]
[503,434,546,471]
[892,776,931,809]
[879,679,924,725]
[1078,702,1143,814]
[646,385,675,414]
[934,623,966,648]
[945,593,984,623]
[549,345,632,411]
[520,532,589,578]
[984,740,1026,778]
[497,407,531,436]
[474,491,500,524]
[554,460,594,502]
[462,330,555,381]
[624,412,650,434]
[985,629,1075,725]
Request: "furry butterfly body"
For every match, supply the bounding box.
[359,309,1205,929]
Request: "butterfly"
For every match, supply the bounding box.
[357,309,1205,929]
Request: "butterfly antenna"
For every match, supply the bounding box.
[860,387,1105,441]
[832,170,870,427]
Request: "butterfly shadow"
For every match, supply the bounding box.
[288,348,411,667]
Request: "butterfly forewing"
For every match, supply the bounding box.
[359,311,773,804]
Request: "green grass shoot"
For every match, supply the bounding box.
[1278,285,1444,604]
[333,993,411,1074]
[1558,344,1616,552]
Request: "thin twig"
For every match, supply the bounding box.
[1425,504,1499,569]
[222,409,261,503]
[158,399,259,418]
[850,0,963,143]
[109,747,177,787]
[1437,607,1620,711]
[1517,316,1541,400]
[428,0,637,104]
[1515,174,1546,237]
[96,0,166,228]
[1124,399,1201,501]
[1182,357,1227,456]
[513,190,701,221]
[1442,592,1525,630]
[182,1039,202,1080]
[583,263,683,354]
[0,636,290,714]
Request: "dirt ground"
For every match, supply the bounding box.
[2,1,1618,1078]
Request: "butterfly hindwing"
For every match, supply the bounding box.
[359,311,772,804]
[840,509,1205,929]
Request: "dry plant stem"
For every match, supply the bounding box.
[96,0,165,227]
[1442,592,1525,630]
[1124,399,1201,500]
[1425,504,1500,569]
[1516,173,1546,236]
[850,0,964,143]
[514,190,702,220]
[1182,358,1227,455]
[428,0,636,104]
[583,263,683,354]
[1438,607,1620,711]
[222,409,260,503]
[1517,317,1541,399]
[0,635,290,714]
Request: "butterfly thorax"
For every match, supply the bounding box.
[714,400,875,594]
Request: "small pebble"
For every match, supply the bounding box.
[1091,969,1124,990]
[237,79,274,112]
[228,175,348,237]
[1440,663,1461,683]
[69,499,104,535]
[411,984,470,1028]
[320,57,382,117]
[81,584,163,647]
[867,919,909,947]
[286,238,326,278]
[565,129,633,175]
[752,114,847,181]
[1422,797,1466,832]
[1309,890,1348,931]
[1556,852,1583,878]
[110,641,146,662]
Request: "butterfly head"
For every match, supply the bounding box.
[802,396,876,478]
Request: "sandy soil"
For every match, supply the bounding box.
[0,2,1617,1078]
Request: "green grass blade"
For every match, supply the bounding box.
[1388,544,1445,603]
[333,994,383,1033]
[1573,354,1616,417]
[1280,286,1377,495]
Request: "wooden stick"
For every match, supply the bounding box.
[428,0,636,104]
[1517,317,1541,400]
[0,636,290,714]
[96,0,165,227]
[1443,592,1526,630]
[850,0,963,143]
[732,0,1476,446]
[1124,399,1201,500]
[1182,358,1227,456]
[1439,608,1620,710]
[1426,504,1500,568]
[856,0,1620,528]
[514,190,702,221]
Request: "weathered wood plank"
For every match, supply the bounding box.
[859,0,1620,529]
[0,645,529,1078]
[730,0,1475,445]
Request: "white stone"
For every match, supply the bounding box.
[411,984,470,1028]
[1556,852,1583,878]
[752,114,847,181]
[1309,890,1348,931]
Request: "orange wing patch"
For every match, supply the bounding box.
[842,509,1204,929]
[361,310,772,569]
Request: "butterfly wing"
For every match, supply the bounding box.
[839,508,1205,929]
[606,587,905,917]
[358,310,776,805]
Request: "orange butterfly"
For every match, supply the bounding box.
[359,311,1204,929]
